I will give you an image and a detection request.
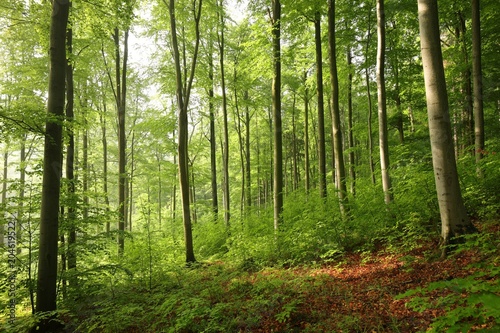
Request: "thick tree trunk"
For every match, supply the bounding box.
[472,0,484,175]
[33,0,69,330]
[417,0,477,254]
[376,0,393,204]
[327,0,348,215]
[272,0,283,231]
[314,12,327,199]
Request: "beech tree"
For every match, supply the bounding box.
[33,0,69,330]
[327,0,348,215]
[376,0,393,204]
[165,0,202,263]
[417,0,477,254]
[271,0,283,230]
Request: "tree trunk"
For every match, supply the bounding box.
[99,95,111,234]
[244,90,252,209]
[376,0,393,204]
[314,12,327,199]
[65,23,76,274]
[17,136,26,254]
[347,46,356,196]
[271,0,283,231]
[208,47,218,219]
[364,10,376,185]
[327,0,349,215]
[167,0,202,264]
[303,72,311,193]
[33,0,69,329]
[217,0,230,226]
[417,0,477,255]
[472,0,484,175]
[1,150,7,247]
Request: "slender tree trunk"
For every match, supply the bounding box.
[456,11,474,155]
[17,137,26,254]
[303,72,311,193]
[217,0,230,226]
[417,0,477,255]
[244,90,251,210]
[1,150,7,247]
[365,11,376,185]
[271,0,283,230]
[65,23,76,274]
[33,0,69,330]
[233,69,245,215]
[167,0,202,264]
[99,97,111,234]
[327,0,348,215]
[208,48,218,219]
[347,46,356,196]
[472,0,484,175]
[292,93,299,191]
[376,0,393,204]
[314,12,327,199]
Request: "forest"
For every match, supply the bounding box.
[1,0,500,331]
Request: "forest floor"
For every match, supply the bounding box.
[91,223,499,333]
[8,224,498,332]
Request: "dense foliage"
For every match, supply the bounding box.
[1,0,499,331]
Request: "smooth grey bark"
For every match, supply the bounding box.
[376,0,393,204]
[217,0,230,226]
[33,0,69,329]
[271,0,283,231]
[472,0,484,174]
[417,0,477,254]
[327,0,348,215]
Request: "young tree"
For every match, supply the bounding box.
[217,0,230,226]
[166,0,202,263]
[271,0,283,230]
[376,0,393,204]
[471,0,484,175]
[327,0,348,215]
[417,0,477,255]
[33,0,69,330]
[314,11,327,199]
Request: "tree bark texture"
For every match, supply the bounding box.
[417,0,477,251]
[34,0,69,327]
